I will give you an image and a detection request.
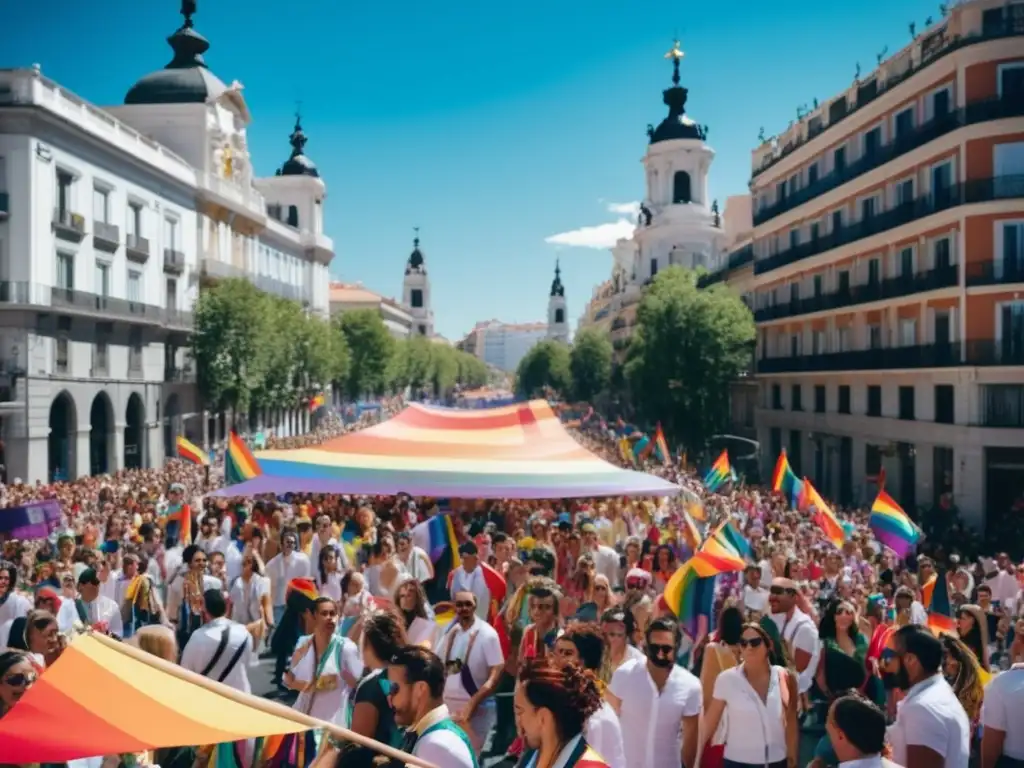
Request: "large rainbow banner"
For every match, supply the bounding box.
[210,400,680,499]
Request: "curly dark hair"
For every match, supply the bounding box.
[519,657,603,740]
[362,610,408,665]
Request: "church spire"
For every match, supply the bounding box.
[646,38,707,144]
[550,258,565,297]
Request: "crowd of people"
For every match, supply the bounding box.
[0,397,1022,768]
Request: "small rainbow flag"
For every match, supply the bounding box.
[286,577,319,603]
[869,490,918,557]
[176,436,208,466]
[663,558,717,637]
[771,450,805,508]
[225,431,262,485]
[713,520,753,561]
[696,537,747,575]
[653,423,671,466]
[803,478,845,549]
[308,393,326,413]
[702,450,732,492]
[926,568,956,635]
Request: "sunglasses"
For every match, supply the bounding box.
[769,587,794,595]
[738,636,765,649]
[3,672,36,688]
[648,643,674,656]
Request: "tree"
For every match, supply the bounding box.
[625,266,755,450]
[515,340,572,399]
[570,327,613,402]
[192,278,274,416]
[336,309,396,399]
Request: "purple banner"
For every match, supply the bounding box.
[0,499,62,540]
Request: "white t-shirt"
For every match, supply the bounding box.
[413,706,475,768]
[586,700,626,768]
[264,552,312,606]
[57,595,124,638]
[434,617,504,702]
[771,608,819,693]
[609,659,702,768]
[887,674,970,768]
[408,615,439,648]
[180,616,252,694]
[712,664,789,764]
[743,585,770,613]
[981,665,1024,760]
[0,593,31,625]
[229,575,269,625]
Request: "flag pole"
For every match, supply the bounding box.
[88,633,439,768]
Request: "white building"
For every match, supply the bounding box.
[547,260,569,343]
[402,232,434,337]
[0,2,337,483]
[475,320,548,372]
[329,282,414,340]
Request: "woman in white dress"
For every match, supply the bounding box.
[393,576,438,648]
[315,545,343,604]
[0,562,30,627]
[228,550,272,647]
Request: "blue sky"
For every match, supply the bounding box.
[5,0,940,340]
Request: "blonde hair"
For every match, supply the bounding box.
[129,625,178,663]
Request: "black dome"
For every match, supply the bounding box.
[125,2,226,106]
[277,116,319,178]
[646,41,708,145]
[406,236,425,274]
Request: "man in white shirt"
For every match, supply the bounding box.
[554,625,626,768]
[894,587,928,627]
[983,555,1019,613]
[607,616,701,768]
[387,645,475,768]
[309,515,339,570]
[433,590,505,755]
[57,568,123,638]
[448,542,490,620]
[769,577,819,694]
[980,661,1024,768]
[397,532,433,584]
[265,532,311,625]
[742,564,770,615]
[885,625,970,768]
[581,522,620,588]
[181,589,253,694]
[826,692,903,767]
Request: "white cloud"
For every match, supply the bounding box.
[544,218,636,250]
[606,201,640,216]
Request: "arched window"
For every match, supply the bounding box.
[287,205,299,227]
[554,308,565,324]
[672,171,692,204]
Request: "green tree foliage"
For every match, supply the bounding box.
[625,266,755,450]
[515,340,572,398]
[569,327,613,402]
[336,309,396,399]
[389,337,489,398]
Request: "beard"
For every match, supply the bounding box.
[647,650,675,668]
[881,666,911,690]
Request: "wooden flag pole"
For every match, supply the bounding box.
[89,632,438,768]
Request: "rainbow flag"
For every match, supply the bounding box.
[225,431,262,485]
[696,537,747,575]
[926,568,956,635]
[680,509,702,552]
[653,423,671,465]
[803,478,845,549]
[702,450,731,492]
[870,490,919,557]
[771,450,805,508]
[663,559,717,637]
[308,393,326,413]
[422,512,461,567]
[176,436,209,466]
[164,503,192,546]
[713,520,753,561]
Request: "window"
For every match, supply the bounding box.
[56,170,73,217]
[934,238,951,269]
[831,209,843,233]
[999,64,1024,99]
[896,178,914,206]
[814,385,826,413]
[838,385,851,414]
[411,288,423,309]
[813,275,823,297]
[771,384,782,410]
[837,270,851,294]
[865,443,882,477]
[980,384,1024,427]
[128,328,143,372]
[863,126,881,157]
[898,385,915,420]
[418,324,427,336]
[934,384,955,424]
[934,310,952,345]
[868,324,882,349]
[127,202,142,237]
[813,329,826,354]
[900,247,914,277]
[788,430,802,475]
[55,337,69,374]
[790,283,800,303]
[900,318,917,347]
[166,278,178,310]
[790,334,801,357]
[810,222,820,242]
[769,427,782,460]
[861,196,875,221]
[931,162,952,196]
[833,146,846,172]
[999,301,1024,363]
[672,171,691,204]
[894,108,914,140]
[650,258,658,277]
[164,217,178,252]
[837,326,851,352]
[95,261,110,298]
[92,187,109,223]
[931,89,951,119]
[776,180,787,203]
[789,229,800,249]
[127,270,142,303]
[808,164,818,185]
[999,221,1024,279]
[554,308,565,324]
[56,252,74,290]
[867,385,882,416]
[867,258,880,285]
[791,384,803,411]
[287,205,299,228]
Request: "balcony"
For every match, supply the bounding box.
[164,308,193,330]
[93,221,120,253]
[0,191,8,220]
[757,342,962,374]
[163,248,186,274]
[754,175,1024,276]
[52,209,86,242]
[126,234,151,263]
[199,172,267,225]
[965,340,1024,366]
[698,245,755,288]
[965,259,1024,287]
[0,281,193,329]
[200,257,248,281]
[754,94,1024,225]
[751,16,1024,180]
[754,265,958,322]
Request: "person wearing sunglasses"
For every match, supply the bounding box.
[607,616,702,768]
[700,623,799,768]
[0,650,37,719]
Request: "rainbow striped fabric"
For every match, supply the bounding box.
[702,450,732,492]
[225,431,262,485]
[771,450,804,508]
[210,400,680,499]
[176,436,208,466]
[664,536,746,635]
[869,490,919,557]
[0,634,308,762]
[653,423,671,465]
[803,478,846,549]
